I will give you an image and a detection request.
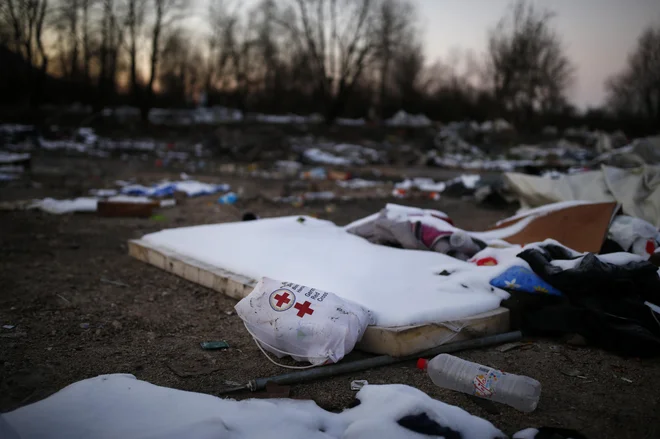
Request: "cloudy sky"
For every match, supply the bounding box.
[417,0,660,108]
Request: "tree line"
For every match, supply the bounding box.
[1,0,658,133]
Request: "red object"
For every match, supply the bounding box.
[646,240,656,255]
[417,358,428,370]
[475,257,498,266]
[294,301,315,318]
[274,292,291,307]
[155,159,163,167]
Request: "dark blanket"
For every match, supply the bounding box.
[507,244,660,357]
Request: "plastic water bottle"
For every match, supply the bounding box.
[417,354,541,412]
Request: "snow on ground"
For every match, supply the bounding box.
[335,117,366,126]
[2,374,506,439]
[385,110,432,127]
[336,179,382,189]
[0,152,30,164]
[142,216,509,327]
[120,180,230,197]
[394,174,480,193]
[303,148,353,166]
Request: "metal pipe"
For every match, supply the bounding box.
[245,330,522,392]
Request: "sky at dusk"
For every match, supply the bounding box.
[190,0,660,109]
[416,0,660,108]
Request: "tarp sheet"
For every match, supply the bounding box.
[504,165,660,228]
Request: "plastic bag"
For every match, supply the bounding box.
[235,277,373,366]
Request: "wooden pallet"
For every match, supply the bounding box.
[129,239,510,357]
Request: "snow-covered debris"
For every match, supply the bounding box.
[89,189,119,197]
[29,197,99,214]
[38,138,89,152]
[385,110,432,127]
[395,178,446,192]
[303,148,352,166]
[336,117,366,126]
[28,195,174,214]
[3,374,509,439]
[255,113,310,124]
[0,124,33,135]
[336,179,382,189]
[120,180,230,197]
[0,173,19,181]
[0,152,30,164]
[332,143,382,164]
[480,118,512,132]
[434,124,484,156]
[77,127,98,145]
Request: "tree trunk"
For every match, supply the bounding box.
[143,0,163,123]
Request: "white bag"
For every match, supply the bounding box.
[235,277,373,366]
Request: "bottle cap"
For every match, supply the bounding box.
[416,358,428,370]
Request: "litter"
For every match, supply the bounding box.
[504,165,660,227]
[218,192,238,205]
[200,341,230,350]
[418,353,541,412]
[2,325,15,330]
[100,278,129,288]
[121,180,230,198]
[346,204,485,260]
[222,331,521,393]
[511,242,660,356]
[350,380,368,390]
[235,277,373,366]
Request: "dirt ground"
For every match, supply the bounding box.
[1,157,659,439]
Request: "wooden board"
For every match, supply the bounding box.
[128,239,510,357]
[489,202,618,253]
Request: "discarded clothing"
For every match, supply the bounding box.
[511,243,660,356]
[346,204,485,260]
[490,266,562,296]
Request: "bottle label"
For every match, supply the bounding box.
[473,367,502,398]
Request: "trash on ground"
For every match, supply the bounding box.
[560,369,587,379]
[100,278,129,288]
[418,353,541,412]
[235,277,373,365]
[200,341,230,350]
[218,192,238,205]
[350,380,369,390]
[2,324,15,330]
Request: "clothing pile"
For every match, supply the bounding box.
[493,243,660,357]
[346,205,486,261]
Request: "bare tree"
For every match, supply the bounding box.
[125,0,146,102]
[606,24,660,123]
[143,0,185,121]
[487,0,574,125]
[51,0,80,79]
[372,0,415,117]
[81,0,94,84]
[278,0,378,122]
[1,0,50,108]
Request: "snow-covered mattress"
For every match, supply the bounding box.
[141,216,509,327]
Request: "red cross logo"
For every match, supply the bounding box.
[294,301,315,318]
[269,289,296,311]
[274,292,291,307]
